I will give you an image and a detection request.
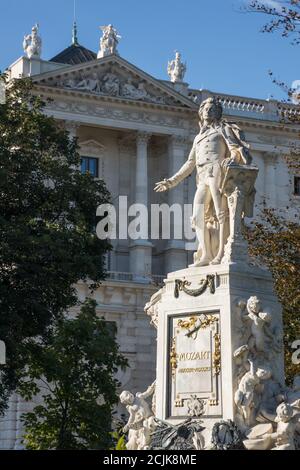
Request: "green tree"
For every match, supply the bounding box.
[245,1,300,381]
[0,75,110,413]
[18,299,127,450]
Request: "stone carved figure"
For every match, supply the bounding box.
[255,374,285,423]
[73,73,101,93]
[98,24,121,58]
[154,97,254,267]
[120,381,156,450]
[246,296,274,356]
[242,296,282,363]
[234,359,272,427]
[272,403,296,450]
[23,24,42,59]
[168,51,186,83]
[102,73,120,96]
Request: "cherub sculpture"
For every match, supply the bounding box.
[120,381,156,450]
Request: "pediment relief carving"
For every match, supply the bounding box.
[79,139,106,156]
[35,59,194,108]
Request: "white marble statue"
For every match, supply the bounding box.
[234,359,272,427]
[154,97,254,266]
[120,382,156,450]
[272,403,297,450]
[23,24,42,59]
[98,24,121,58]
[167,51,186,83]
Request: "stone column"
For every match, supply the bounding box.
[164,135,188,273]
[65,121,80,170]
[129,132,153,282]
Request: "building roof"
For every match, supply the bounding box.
[50,43,97,65]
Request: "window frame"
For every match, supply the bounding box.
[81,156,99,178]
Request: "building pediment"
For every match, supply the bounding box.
[33,54,197,110]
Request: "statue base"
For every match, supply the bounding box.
[150,262,285,449]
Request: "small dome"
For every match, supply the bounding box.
[50,43,97,65]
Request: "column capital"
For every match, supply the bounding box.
[136,131,152,146]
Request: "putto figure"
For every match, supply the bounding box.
[120,382,156,450]
[167,51,186,83]
[23,24,42,59]
[98,24,121,58]
[155,97,252,266]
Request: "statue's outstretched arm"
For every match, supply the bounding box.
[155,145,195,192]
[137,381,156,399]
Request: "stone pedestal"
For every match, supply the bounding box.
[152,262,284,448]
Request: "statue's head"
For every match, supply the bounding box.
[32,24,39,36]
[198,97,222,125]
[293,375,300,391]
[120,390,135,405]
[276,402,293,422]
[256,365,272,381]
[247,296,261,314]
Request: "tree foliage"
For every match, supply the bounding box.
[18,299,127,450]
[0,75,111,413]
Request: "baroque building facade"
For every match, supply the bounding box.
[0,25,300,448]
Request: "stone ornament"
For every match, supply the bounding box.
[149,419,205,450]
[120,381,156,450]
[58,71,166,105]
[98,24,121,58]
[167,51,186,83]
[211,420,245,450]
[187,396,206,417]
[144,288,163,329]
[23,24,42,59]
[154,97,257,267]
[174,275,215,298]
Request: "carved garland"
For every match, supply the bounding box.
[174,275,215,298]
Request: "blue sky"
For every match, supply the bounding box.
[0,0,298,100]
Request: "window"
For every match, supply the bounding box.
[294,176,300,196]
[81,156,99,177]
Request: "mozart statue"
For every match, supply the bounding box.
[155,97,253,267]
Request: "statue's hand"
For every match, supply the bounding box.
[221,157,235,169]
[154,179,170,192]
[136,392,142,398]
[123,425,129,434]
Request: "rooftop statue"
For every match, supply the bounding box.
[97,24,121,58]
[167,51,186,83]
[23,24,42,59]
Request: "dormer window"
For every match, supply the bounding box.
[81,156,99,178]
